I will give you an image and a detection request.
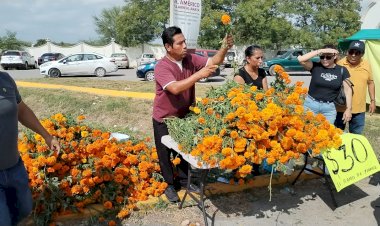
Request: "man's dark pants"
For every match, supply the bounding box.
[153,118,189,187]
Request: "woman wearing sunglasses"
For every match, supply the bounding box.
[297,44,352,125]
[234,45,268,90]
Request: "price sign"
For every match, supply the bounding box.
[322,133,380,192]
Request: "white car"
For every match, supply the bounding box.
[0,50,37,70]
[137,53,156,66]
[39,53,118,77]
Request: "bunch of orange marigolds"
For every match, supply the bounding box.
[18,114,166,225]
[166,65,343,179]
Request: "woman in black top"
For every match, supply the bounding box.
[234,45,268,90]
[298,44,352,124]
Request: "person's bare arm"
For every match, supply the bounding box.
[208,35,234,66]
[342,80,353,124]
[262,77,268,91]
[165,65,218,95]
[368,80,376,114]
[18,101,60,151]
[297,48,338,71]
[233,75,245,85]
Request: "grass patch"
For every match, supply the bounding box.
[19,87,154,139]
[362,114,380,159]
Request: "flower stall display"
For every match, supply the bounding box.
[165,65,343,180]
[18,114,167,225]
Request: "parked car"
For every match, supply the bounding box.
[38,53,65,65]
[39,53,118,77]
[110,53,129,69]
[137,53,156,66]
[0,50,37,70]
[136,61,157,81]
[262,49,319,76]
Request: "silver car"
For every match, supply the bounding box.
[1,50,37,70]
[39,53,118,77]
[137,53,156,66]
[110,53,129,69]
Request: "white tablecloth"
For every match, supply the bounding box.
[161,135,218,169]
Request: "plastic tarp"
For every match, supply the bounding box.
[364,40,380,106]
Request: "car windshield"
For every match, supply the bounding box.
[143,54,154,58]
[42,53,55,57]
[3,51,21,56]
[111,53,126,57]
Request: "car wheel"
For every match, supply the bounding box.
[33,61,38,69]
[145,71,155,81]
[198,77,208,83]
[49,68,61,77]
[268,64,278,76]
[23,62,29,70]
[95,67,106,77]
[3,67,8,70]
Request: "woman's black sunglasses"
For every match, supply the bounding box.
[319,55,333,60]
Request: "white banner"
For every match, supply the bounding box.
[169,0,202,48]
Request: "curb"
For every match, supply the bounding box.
[16,81,155,100]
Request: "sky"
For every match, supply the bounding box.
[0,0,125,44]
[0,0,373,44]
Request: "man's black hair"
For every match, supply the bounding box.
[161,26,182,46]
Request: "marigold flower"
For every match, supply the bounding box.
[221,14,231,25]
[172,157,181,166]
[103,201,113,209]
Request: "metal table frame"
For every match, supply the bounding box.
[161,135,216,226]
[292,152,338,207]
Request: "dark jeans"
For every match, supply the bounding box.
[0,158,33,226]
[153,118,189,187]
[334,112,365,134]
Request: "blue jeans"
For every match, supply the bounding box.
[0,158,33,226]
[304,95,337,124]
[335,112,365,134]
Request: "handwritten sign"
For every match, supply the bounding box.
[322,133,380,192]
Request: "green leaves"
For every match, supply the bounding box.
[94,0,361,49]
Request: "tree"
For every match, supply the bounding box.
[0,30,29,51]
[233,0,297,50]
[94,6,123,43]
[116,0,169,47]
[279,0,361,48]
[34,39,47,47]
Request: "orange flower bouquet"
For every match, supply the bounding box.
[18,114,167,224]
[165,65,343,180]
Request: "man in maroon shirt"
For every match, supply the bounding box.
[153,26,233,202]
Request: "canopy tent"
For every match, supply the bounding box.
[338,29,380,106]
[338,29,380,51]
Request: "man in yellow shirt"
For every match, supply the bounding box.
[335,40,376,134]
